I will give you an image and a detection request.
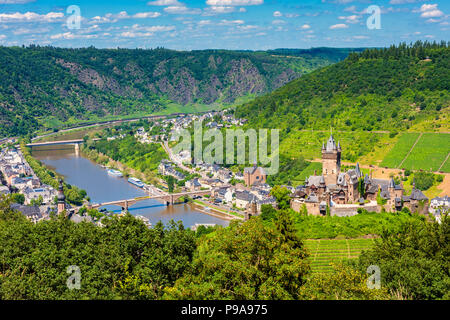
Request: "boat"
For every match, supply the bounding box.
[128,177,145,188]
[107,169,123,177]
[136,215,152,228]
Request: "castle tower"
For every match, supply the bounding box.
[57,179,66,214]
[245,200,258,221]
[322,134,341,185]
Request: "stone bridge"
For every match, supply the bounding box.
[88,190,213,211]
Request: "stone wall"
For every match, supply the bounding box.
[330,201,379,217]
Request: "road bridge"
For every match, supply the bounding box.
[88,190,213,211]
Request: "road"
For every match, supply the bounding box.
[161,140,208,178]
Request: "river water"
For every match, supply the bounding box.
[32,145,229,228]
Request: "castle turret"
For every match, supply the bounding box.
[322,134,341,185]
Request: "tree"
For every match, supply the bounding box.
[167,176,175,193]
[298,264,391,300]
[270,186,291,210]
[414,172,435,191]
[11,193,25,205]
[164,217,310,300]
[357,216,450,300]
[0,193,197,300]
[260,204,277,221]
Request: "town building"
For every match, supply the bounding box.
[290,134,429,216]
[243,164,267,187]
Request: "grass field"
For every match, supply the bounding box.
[280,130,389,162]
[380,133,420,168]
[402,133,450,172]
[297,162,322,182]
[380,133,450,172]
[304,238,375,273]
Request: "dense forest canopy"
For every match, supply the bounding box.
[0,46,355,138]
[236,41,450,133]
[0,195,448,300]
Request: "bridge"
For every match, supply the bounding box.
[26,139,84,154]
[88,190,213,211]
[26,139,84,147]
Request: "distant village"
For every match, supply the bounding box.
[0,148,58,223]
[1,110,449,225]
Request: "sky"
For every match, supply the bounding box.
[0,0,448,50]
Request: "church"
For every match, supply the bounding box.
[291,134,429,216]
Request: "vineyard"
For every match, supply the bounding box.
[304,238,375,273]
[381,133,450,172]
[380,133,420,168]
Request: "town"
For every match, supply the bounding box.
[1,110,448,228]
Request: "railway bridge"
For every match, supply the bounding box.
[26,139,84,155]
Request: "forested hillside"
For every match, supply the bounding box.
[0,46,353,137]
[236,41,449,133]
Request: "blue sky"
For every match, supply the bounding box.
[0,0,448,50]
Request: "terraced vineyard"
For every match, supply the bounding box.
[380,133,420,168]
[381,133,450,172]
[304,238,375,273]
[402,133,450,172]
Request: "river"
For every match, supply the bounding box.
[32,145,229,229]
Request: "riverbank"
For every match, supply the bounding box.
[192,199,244,220]
[82,143,241,221]
[81,145,163,188]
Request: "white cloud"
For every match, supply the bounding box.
[133,12,162,18]
[164,6,202,14]
[273,11,282,17]
[421,9,444,18]
[219,19,245,25]
[390,0,420,4]
[344,5,357,13]
[120,31,154,38]
[338,15,360,24]
[89,11,161,24]
[131,24,176,32]
[205,6,236,14]
[0,11,64,23]
[206,0,263,6]
[329,23,348,29]
[50,32,98,40]
[0,0,35,3]
[147,0,182,5]
[300,24,311,29]
[353,35,369,39]
[272,19,286,25]
[416,4,444,19]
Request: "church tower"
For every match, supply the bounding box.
[57,179,66,214]
[322,134,341,185]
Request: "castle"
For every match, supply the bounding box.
[291,134,429,216]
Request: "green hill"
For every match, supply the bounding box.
[235,42,449,172]
[0,46,357,138]
[236,41,449,133]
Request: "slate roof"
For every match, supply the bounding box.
[305,192,319,203]
[11,203,42,220]
[235,190,256,202]
[409,188,428,201]
[306,176,325,187]
[325,134,337,152]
